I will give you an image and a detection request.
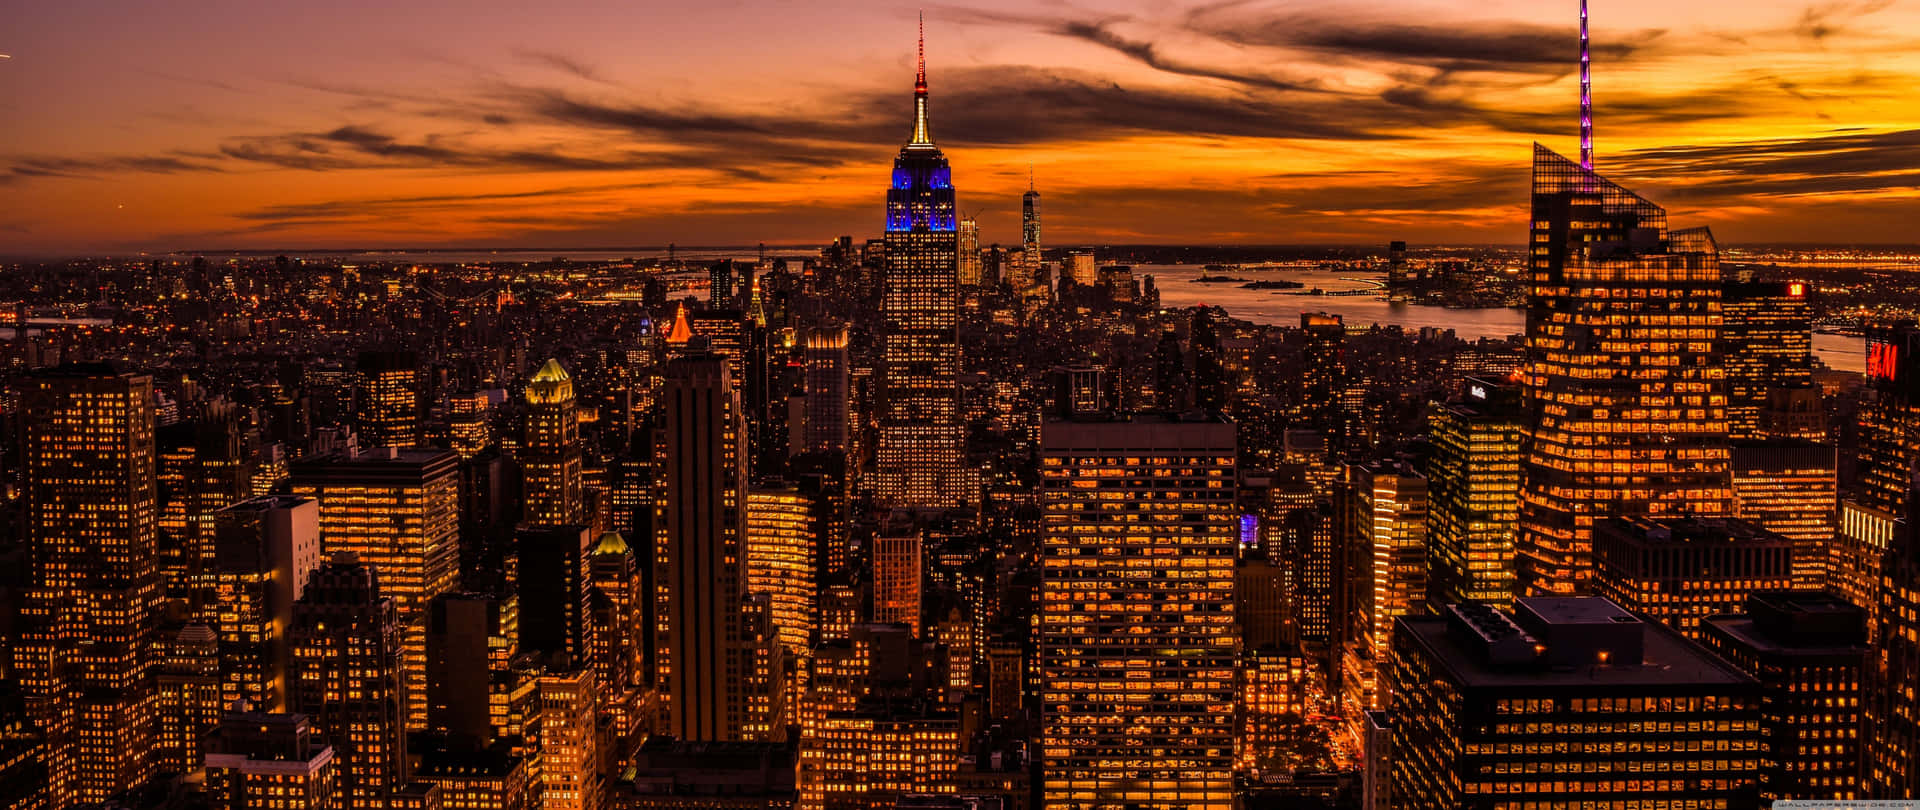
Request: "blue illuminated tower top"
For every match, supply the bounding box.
[886,17,955,233]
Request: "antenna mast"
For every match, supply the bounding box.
[1580,0,1594,171]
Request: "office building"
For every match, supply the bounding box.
[617,738,798,808]
[446,392,493,459]
[797,698,960,810]
[1592,517,1795,641]
[1518,146,1734,596]
[876,30,969,510]
[414,743,533,810]
[209,495,323,711]
[1038,414,1237,809]
[290,448,461,732]
[957,217,982,287]
[1730,441,1837,588]
[1338,460,1428,721]
[1295,314,1345,445]
[589,531,648,769]
[1721,279,1814,441]
[154,624,222,775]
[517,524,592,660]
[17,366,161,806]
[537,668,601,810]
[985,639,1023,724]
[654,349,755,741]
[1064,249,1095,287]
[1236,647,1317,778]
[873,529,923,636]
[1235,559,1289,649]
[357,350,421,448]
[289,555,407,810]
[425,592,518,751]
[1871,507,1920,796]
[746,485,818,655]
[203,711,339,810]
[1388,598,1763,809]
[158,402,253,612]
[801,325,851,456]
[523,359,584,527]
[1425,379,1523,606]
[1837,324,1920,633]
[1701,592,1868,803]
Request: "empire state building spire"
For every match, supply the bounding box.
[910,12,933,146]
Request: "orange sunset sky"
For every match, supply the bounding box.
[2,0,1918,255]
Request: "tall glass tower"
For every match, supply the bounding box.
[1516,145,1733,596]
[877,24,969,509]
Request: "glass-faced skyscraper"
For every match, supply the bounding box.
[876,27,969,509]
[1517,145,1734,596]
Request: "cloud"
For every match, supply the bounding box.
[515,50,611,84]
[1621,128,1920,198]
[1196,14,1662,76]
[1792,0,1896,41]
[5,154,218,181]
[1046,18,1323,93]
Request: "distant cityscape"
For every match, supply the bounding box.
[4,7,1920,810]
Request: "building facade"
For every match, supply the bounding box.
[1388,598,1763,809]
[1518,146,1735,596]
[875,32,970,510]
[1038,415,1237,809]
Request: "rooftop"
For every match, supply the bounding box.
[1400,597,1755,690]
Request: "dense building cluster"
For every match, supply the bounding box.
[0,28,1916,810]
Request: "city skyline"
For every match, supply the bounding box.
[5,2,1920,808]
[4,1,1920,254]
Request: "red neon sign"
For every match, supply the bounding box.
[1870,341,1900,382]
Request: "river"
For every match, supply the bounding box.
[1142,264,1864,374]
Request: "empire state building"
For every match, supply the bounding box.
[877,24,972,509]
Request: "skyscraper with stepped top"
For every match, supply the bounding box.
[876,20,971,510]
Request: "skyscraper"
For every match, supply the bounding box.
[1837,324,1920,630]
[1425,379,1522,606]
[802,325,850,456]
[588,530,648,763]
[873,529,923,636]
[536,669,601,810]
[654,348,753,741]
[746,485,818,656]
[18,365,161,807]
[1022,170,1041,278]
[1730,442,1837,588]
[1039,414,1237,809]
[1388,598,1762,809]
[1295,313,1345,447]
[208,495,324,711]
[957,216,982,287]
[1701,592,1869,803]
[1518,146,1734,596]
[356,350,421,449]
[522,359,583,528]
[425,591,518,751]
[876,23,969,510]
[1591,517,1796,641]
[154,624,222,776]
[290,448,462,732]
[516,524,592,660]
[1872,515,1920,797]
[290,555,407,810]
[1722,279,1815,441]
[1337,460,1428,722]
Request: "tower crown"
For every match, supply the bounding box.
[910,13,933,146]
